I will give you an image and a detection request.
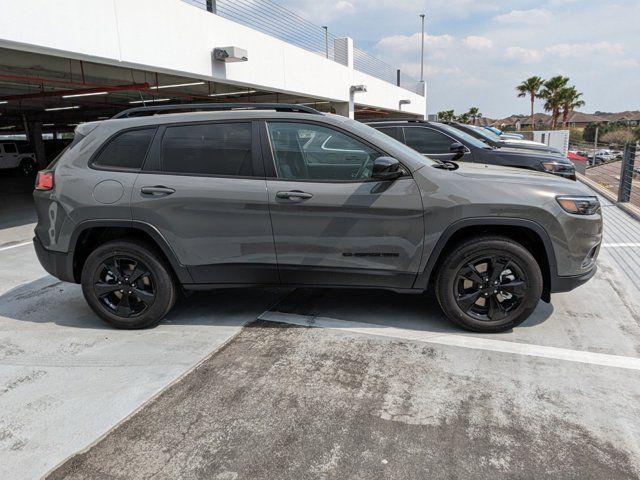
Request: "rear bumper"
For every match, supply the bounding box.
[33,235,75,283]
[550,265,597,294]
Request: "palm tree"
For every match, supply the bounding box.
[456,112,471,123]
[467,107,482,125]
[516,76,544,130]
[540,75,570,129]
[559,87,585,128]
[437,110,455,122]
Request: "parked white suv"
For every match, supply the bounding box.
[0,141,37,175]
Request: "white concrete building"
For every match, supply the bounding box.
[0,0,426,133]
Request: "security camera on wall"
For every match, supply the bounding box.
[213,47,248,63]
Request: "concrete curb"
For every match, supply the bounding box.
[577,173,640,221]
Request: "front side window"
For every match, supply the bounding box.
[93,128,155,170]
[403,127,453,154]
[161,123,253,176]
[267,122,381,181]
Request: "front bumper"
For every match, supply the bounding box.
[33,235,75,283]
[550,265,597,294]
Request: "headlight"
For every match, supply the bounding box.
[556,196,600,215]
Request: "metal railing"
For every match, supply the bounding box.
[584,142,639,209]
[182,0,419,92]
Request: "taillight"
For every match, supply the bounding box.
[35,171,54,191]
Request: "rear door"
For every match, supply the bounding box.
[262,120,424,289]
[131,121,278,285]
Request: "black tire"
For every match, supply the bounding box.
[19,158,36,176]
[435,236,543,333]
[81,240,177,329]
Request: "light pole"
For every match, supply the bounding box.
[322,26,329,58]
[419,13,426,82]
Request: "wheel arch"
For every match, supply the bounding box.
[414,218,556,302]
[69,220,192,284]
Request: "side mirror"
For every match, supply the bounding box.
[372,156,403,180]
[450,142,466,154]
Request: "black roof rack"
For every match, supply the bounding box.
[112,102,322,119]
[362,118,428,124]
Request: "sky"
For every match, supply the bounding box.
[274,0,640,118]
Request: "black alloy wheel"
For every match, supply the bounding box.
[435,236,543,333]
[81,240,177,329]
[454,255,527,322]
[94,256,156,318]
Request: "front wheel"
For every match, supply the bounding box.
[81,240,177,329]
[435,236,543,333]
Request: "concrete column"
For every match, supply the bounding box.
[332,101,354,119]
[334,37,355,119]
[26,122,46,167]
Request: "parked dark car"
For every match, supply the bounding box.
[446,122,562,155]
[33,104,600,333]
[366,119,576,180]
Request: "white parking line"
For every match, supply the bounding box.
[601,243,640,248]
[259,311,640,372]
[0,240,32,252]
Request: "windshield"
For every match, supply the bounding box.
[339,118,437,166]
[432,122,491,149]
[468,125,502,142]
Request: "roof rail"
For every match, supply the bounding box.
[112,102,322,119]
[362,118,428,124]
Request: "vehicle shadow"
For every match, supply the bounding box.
[265,287,555,334]
[0,277,554,333]
[0,276,287,330]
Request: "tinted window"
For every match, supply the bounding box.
[3,143,17,154]
[374,126,402,141]
[94,129,155,169]
[403,127,453,154]
[267,122,381,181]
[161,123,253,176]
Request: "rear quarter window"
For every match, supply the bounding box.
[92,128,156,170]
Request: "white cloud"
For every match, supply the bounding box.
[495,9,553,25]
[464,36,493,50]
[545,41,624,58]
[374,33,455,54]
[334,1,355,15]
[505,46,543,63]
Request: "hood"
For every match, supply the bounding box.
[491,146,572,163]
[452,162,586,190]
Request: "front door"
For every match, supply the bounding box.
[131,121,278,284]
[263,121,424,289]
[402,126,473,162]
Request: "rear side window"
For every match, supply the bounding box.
[161,123,253,177]
[93,129,155,170]
[3,143,17,154]
[375,126,402,142]
[403,127,452,154]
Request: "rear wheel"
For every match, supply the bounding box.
[81,240,177,329]
[19,158,36,176]
[435,236,543,333]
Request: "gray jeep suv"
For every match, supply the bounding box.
[33,104,602,332]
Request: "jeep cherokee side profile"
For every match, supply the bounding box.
[33,104,602,333]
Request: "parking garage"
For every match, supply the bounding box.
[0,46,417,231]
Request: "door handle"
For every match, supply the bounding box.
[141,186,176,196]
[276,190,313,200]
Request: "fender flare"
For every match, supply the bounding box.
[69,219,193,283]
[413,217,557,291]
